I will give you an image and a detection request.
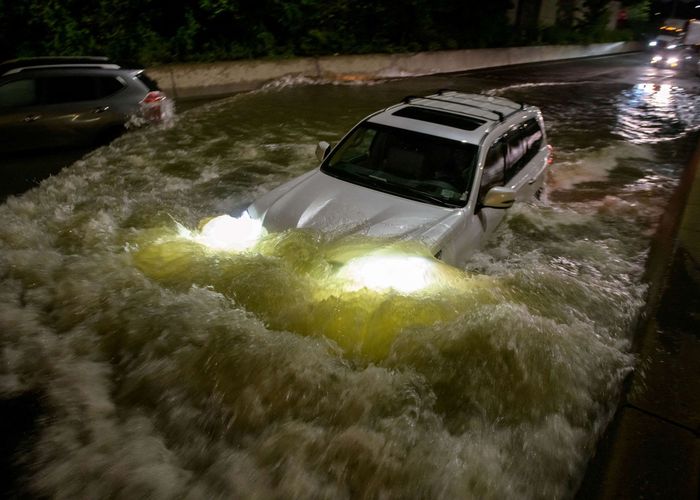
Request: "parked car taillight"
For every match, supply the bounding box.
[140,91,166,122]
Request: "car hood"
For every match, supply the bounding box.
[248,170,461,248]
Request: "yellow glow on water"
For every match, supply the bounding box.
[132,225,492,360]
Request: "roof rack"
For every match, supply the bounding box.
[403,91,527,123]
[0,56,120,76]
[437,89,525,111]
[437,90,526,120]
[402,94,504,121]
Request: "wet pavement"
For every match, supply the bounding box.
[577,134,700,500]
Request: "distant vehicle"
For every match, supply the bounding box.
[242,91,551,268]
[647,18,687,49]
[0,56,171,153]
[648,18,700,49]
[683,20,700,46]
[650,44,695,69]
[650,45,685,68]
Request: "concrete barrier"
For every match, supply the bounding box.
[147,41,642,99]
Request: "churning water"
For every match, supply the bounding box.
[1,68,698,499]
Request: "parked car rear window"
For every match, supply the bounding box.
[136,73,159,91]
[29,76,125,104]
[0,79,37,107]
[97,77,125,98]
[40,76,99,104]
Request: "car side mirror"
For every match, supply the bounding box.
[482,186,516,209]
[315,141,331,162]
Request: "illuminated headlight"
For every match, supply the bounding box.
[648,41,657,47]
[667,44,678,49]
[667,57,679,66]
[338,253,443,294]
[651,55,662,63]
[196,211,265,251]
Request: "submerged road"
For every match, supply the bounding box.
[1,52,699,498]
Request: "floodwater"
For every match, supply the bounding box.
[1,55,699,499]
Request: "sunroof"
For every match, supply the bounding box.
[392,106,485,131]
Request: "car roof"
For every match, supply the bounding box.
[367,90,534,145]
[0,57,121,77]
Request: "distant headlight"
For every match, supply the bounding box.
[196,211,265,251]
[648,41,658,47]
[651,55,662,63]
[667,44,678,49]
[667,57,679,66]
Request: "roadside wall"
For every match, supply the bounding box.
[147,41,642,99]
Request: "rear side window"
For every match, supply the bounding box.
[39,76,99,104]
[504,118,544,182]
[0,79,38,107]
[97,77,125,98]
[136,72,160,91]
[522,120,544,156]
[505,133,526,180]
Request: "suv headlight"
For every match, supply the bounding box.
[196,211,265,251]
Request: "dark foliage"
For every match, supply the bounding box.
[0,0,643,65]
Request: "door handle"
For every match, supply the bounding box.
[23,114,41,122]
[528,177,537,185]
[93,106,110,114]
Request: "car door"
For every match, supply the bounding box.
[35,75,126,148]
[0,78,44,152]
[442,139,508,267]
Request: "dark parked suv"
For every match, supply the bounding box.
[0,56,171,153]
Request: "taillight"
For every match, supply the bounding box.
[141,91,165,104]
[140,91,166,122]
[547,144,554,165]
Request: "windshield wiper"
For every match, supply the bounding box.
[377,179,462,207]
[323,167,461,207]
[323,167,388,189]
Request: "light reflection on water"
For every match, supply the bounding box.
[613,83,700,144]
[0,74,697,499]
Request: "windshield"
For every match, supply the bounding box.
[321,123,478,208]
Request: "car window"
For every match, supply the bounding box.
[505,132,526,180]
[329,127,378,167]
[479,140,506,203]
[522,119,544,160]
[97,77,125,98]
[39,76,100,104]
[505,118,544,181]
[323,123,478,208]
[136,72,160,91]
[0,79,38,108]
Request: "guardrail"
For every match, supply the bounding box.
[147,41,643,99]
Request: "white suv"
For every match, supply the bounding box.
[245,91,550,268]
